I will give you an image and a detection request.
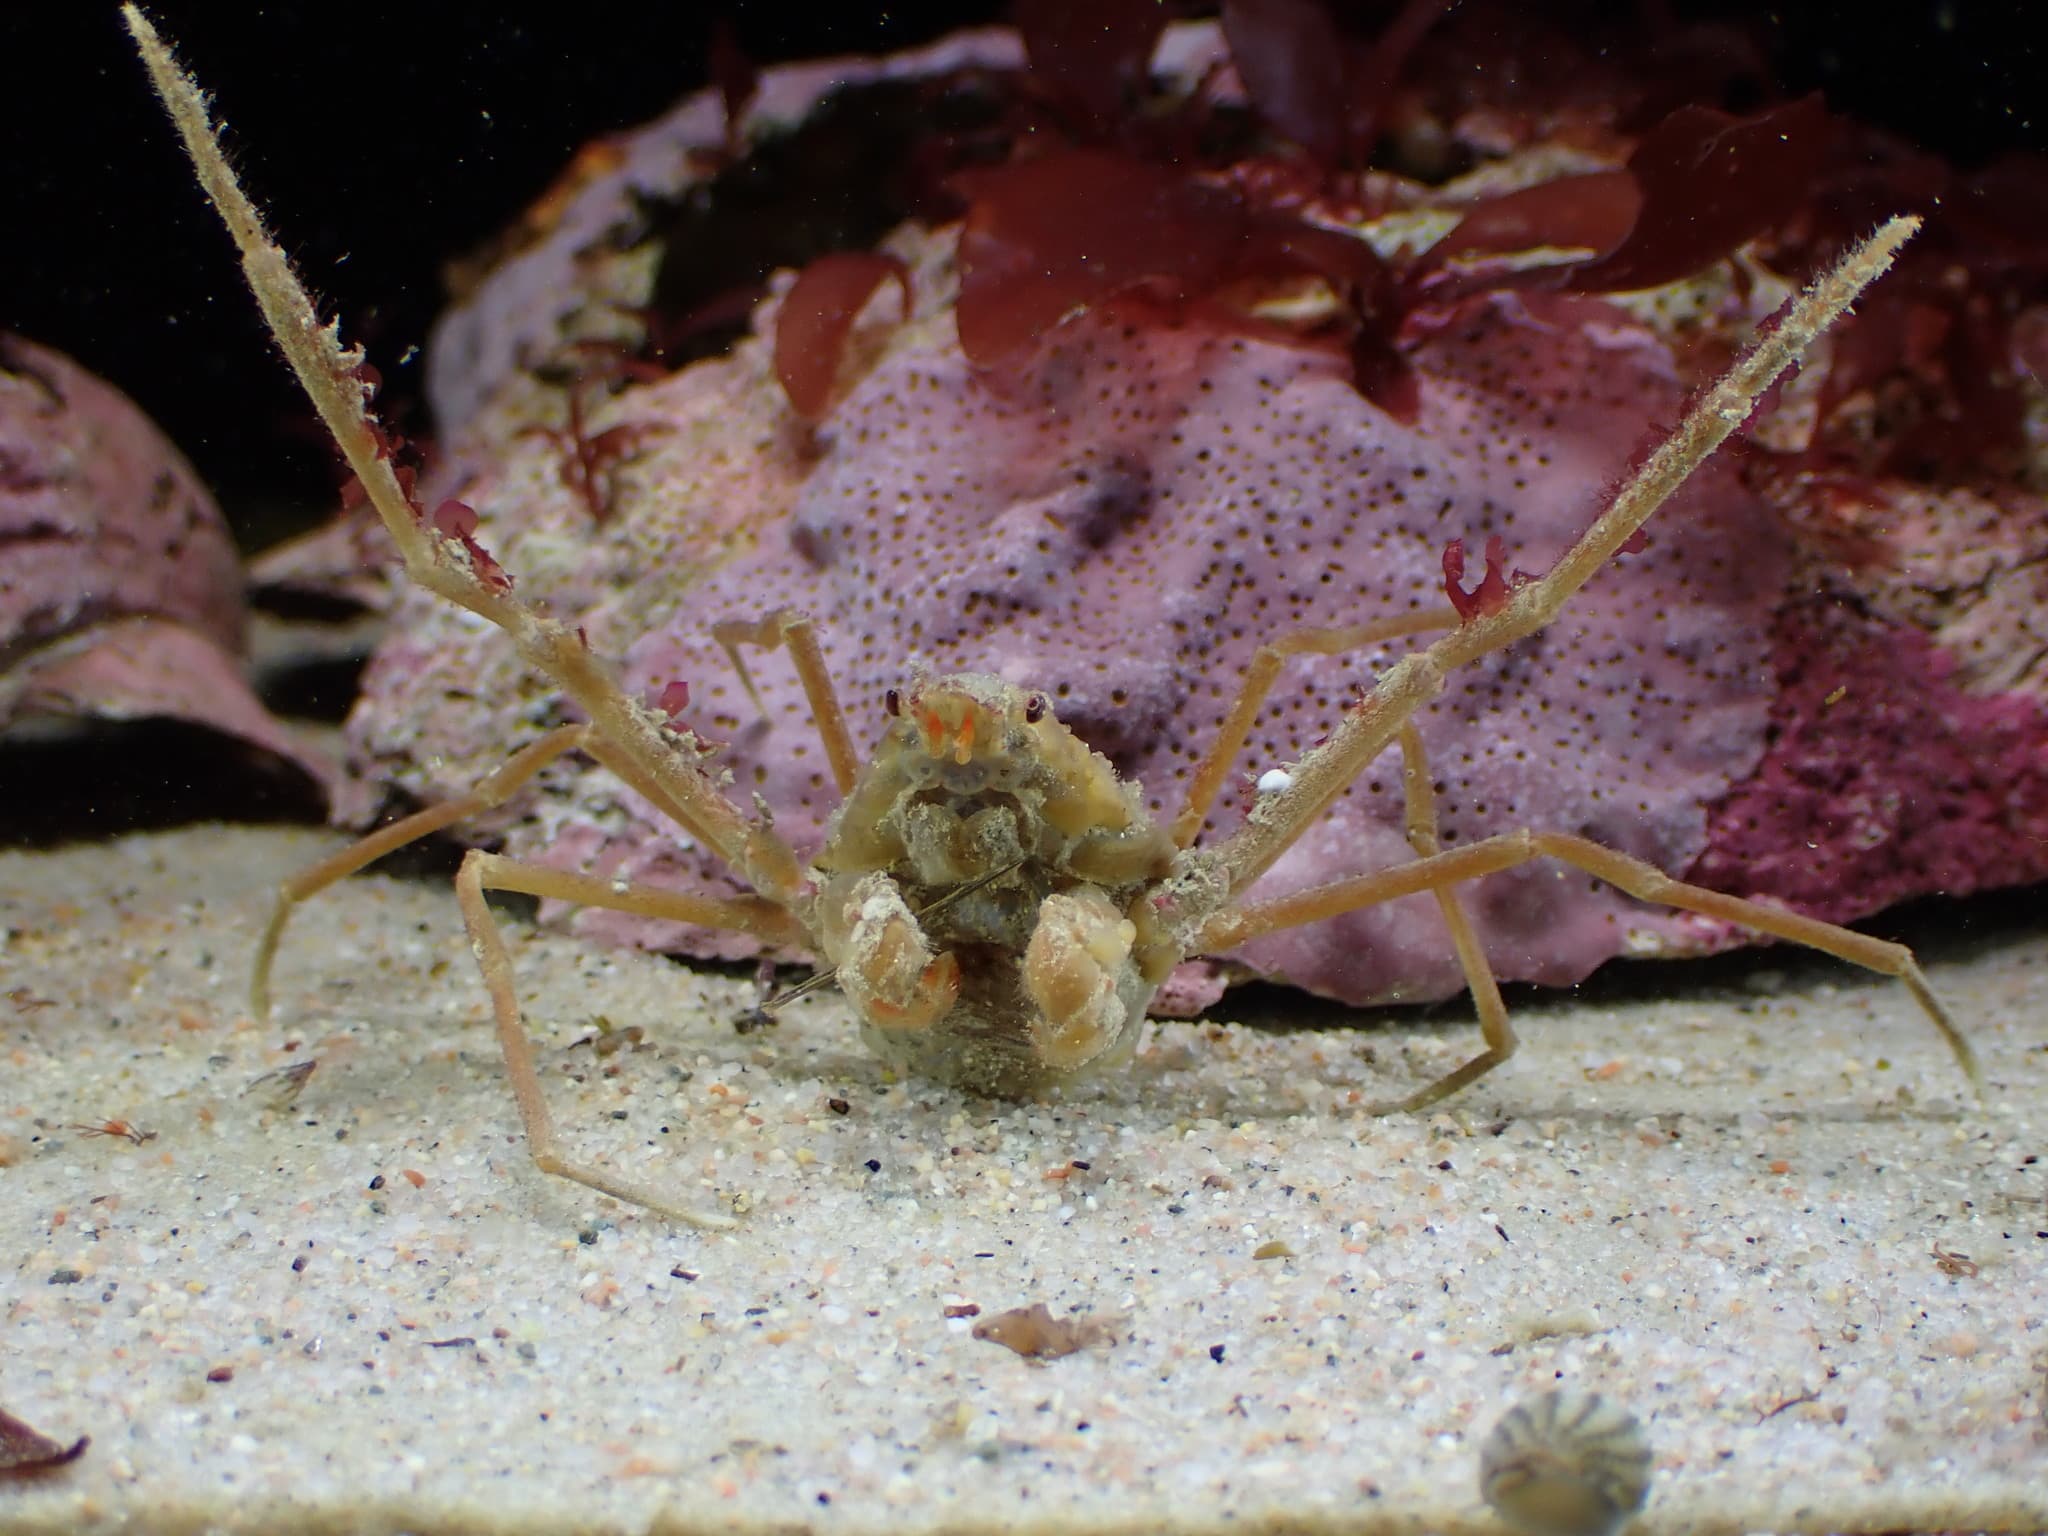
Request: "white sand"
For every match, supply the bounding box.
[1,825,2042,1534]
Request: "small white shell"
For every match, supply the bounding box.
[1477,1389,1651,1536]
[1255,767,1293,794]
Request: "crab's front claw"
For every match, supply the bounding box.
[838,875,961,1034]
[860,950,962,1033]
[1024,887,1139,1072]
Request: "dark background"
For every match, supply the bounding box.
[1,1,2043,542]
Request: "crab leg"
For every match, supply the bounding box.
[124,5,805,906]
[1169,609,1460,848]
[255,724,578,1018]
[1198,826,1980,1097]
[252,722,771,1018]
[1385,724,1517,1110]
[456,849,805,1227]
[1208,215,1922,896]
[711,609,862,795]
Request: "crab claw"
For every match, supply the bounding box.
[1024,887,1139,1072]
[839,875,961,1033]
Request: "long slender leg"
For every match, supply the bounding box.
[1389,724,1518,1112]
[455,850,807,1227]
[1207,218,1923,896]
[127,9,807,905]
[1198,829,1980,1104]
[255,725,589,1017]
[254,720,754,1018]
[1170,609,1459,848]
[711,609,860,796]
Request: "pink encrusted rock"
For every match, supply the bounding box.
[1690,479,2048,924]
[331,23,2048,1011]
[0,334,355,811]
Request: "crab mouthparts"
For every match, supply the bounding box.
[917,705,976,765]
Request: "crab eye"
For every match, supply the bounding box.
[884,687,901,717]
[1024,694,1046,724]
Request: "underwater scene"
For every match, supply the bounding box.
[1,5,2043,1532]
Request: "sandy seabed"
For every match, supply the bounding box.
[0,824,2043,1535]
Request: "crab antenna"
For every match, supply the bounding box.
[1214,215,1922,893]
[123,4,810,900]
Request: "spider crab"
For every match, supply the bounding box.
[128,7,1973,1228]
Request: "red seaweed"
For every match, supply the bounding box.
[956,86,1838,421]
[534,385,663,524]
[707,17,758,159]
[1015,0,1168,139]
[953,151,1250,362]
[429,498,512,593]
[1221,0,1456,167]
[1419,96,1834,295]
[1565,95,1834,293]
[1416,171,1640,277]
[1221,0,1350,163]
[953,148,1410,407]
[1440,534,1531,622]
[774,252,911,419]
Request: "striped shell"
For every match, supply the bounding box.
[1477,1390,1652,1536]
